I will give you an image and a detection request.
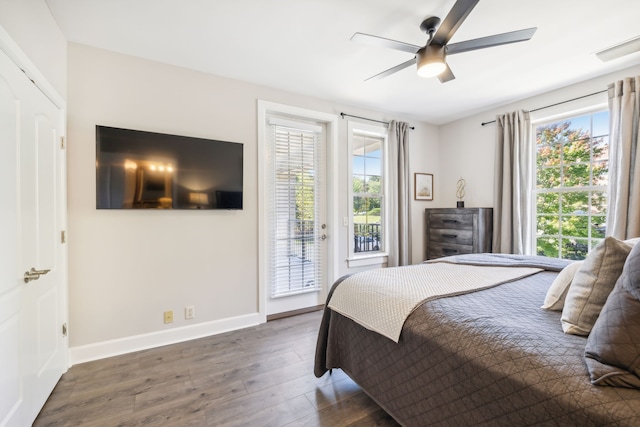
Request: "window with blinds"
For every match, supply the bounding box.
[268,118,324,298]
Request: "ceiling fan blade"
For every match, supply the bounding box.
[431,0,479,46]
[446,28,537,55]
[351,32,421,54]
[365,57,417,81]
[596,35,640,62]
[438,64,456,83]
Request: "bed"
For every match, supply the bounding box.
[314,250,640,426]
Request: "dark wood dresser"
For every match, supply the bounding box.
[425,208,493,260]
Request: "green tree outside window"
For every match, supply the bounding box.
[535,111,608,259]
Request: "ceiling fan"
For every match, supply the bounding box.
[352,0,537,83]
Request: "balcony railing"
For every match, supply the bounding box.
[289,219,314,261]
[354,223,380,253]
[285,220,382,257]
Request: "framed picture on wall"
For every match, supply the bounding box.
[414,173,434,201]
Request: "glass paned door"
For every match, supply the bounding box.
[268,120,326,298]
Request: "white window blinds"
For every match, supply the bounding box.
[268,119,324,298]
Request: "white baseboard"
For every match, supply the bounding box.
[68,312,262,366]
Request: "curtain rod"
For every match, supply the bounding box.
[480,89,608,126]
[340,112,415,130]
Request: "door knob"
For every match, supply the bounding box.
[320,234,327,240]
[23,267,50,283]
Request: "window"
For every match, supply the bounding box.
[534,110,609,259]
[267,117,326,298]
[348,122,388,264]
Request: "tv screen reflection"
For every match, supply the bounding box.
[96,126,243,210]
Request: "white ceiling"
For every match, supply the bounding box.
[45,0,640,125]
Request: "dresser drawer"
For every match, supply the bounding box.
[429,228,473,245]
[428,213,473,230]
[427,241,473,259]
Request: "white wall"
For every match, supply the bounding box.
[408,123,440,262]
[0,0,66,98]
[438,64,640,210]
[67,43,438,359]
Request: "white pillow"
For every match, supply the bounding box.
[541,261,583,311]
[624,237,640,247]
[561,236,632,336]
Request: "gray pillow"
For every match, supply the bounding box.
[584,242,640,389]
[561,237,632,335]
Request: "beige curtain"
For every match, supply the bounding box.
[607,76,640,239]
[388,120,411,266]
[492,110,533,254]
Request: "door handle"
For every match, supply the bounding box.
[320,234,327,240]
[23,267,51,283]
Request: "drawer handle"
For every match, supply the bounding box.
[442,234,458,239]
[443,248,458,254]
[442,219,459,224]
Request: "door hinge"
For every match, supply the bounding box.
[62,323,68,337]
[61,230,66,244]
[60,136,65,149]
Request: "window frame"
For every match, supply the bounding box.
[347,121,389,267]
[531,106,609,259]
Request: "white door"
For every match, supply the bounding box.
[265,117,329,315]
[0,48,67,426]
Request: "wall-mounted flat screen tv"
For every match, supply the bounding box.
[96,125,243,210]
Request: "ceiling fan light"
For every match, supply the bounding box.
[418,61,446,78]
[417,45,446,78]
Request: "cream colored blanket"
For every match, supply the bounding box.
[328,262,542,342]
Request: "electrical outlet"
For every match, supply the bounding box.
[163,310,173,324]
[185,305,195,320]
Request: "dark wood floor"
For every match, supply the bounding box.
[34,310,400,426]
